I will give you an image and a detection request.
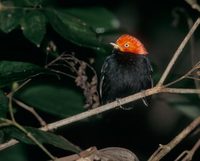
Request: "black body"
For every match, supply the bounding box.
[100,51,153,106]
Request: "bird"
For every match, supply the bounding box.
[99,34,153,109]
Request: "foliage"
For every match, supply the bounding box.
[0,61,45,87]
[0,0,119,160]
[0,0,118,49]
[15,83,85,117]
[0,0,200,160]
[2,126,81,153]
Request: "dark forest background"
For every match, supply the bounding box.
[0,0,200,160]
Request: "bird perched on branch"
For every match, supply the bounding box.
[100,34,153,108]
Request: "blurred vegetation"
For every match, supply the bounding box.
[0,0,200,160]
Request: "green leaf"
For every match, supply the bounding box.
[45,8,106,51]
[0,90,8,118]
[0,3,23,33]
[0,61,45,87]
[23,0,44,6]
[168,95,200,119]
[0,144,28,161]
[65,7,120,34]
[11,0,44,6]
[11,0,30,6]
[3,126,81,153]
[175,104,200,119]
[21,11,46,46]
[16,83,85,117]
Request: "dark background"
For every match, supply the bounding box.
[0,0,200,160]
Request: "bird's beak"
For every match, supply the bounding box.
[110,42,119,49]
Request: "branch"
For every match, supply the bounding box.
[7,79,31,97]
[148,116,200,161]
[0,119,56,160]
[41,86,161,131]
[13,98,47,127]
[164,60,200,87]
[40,88,200,131]
[175,139,200,161]
[1,83,55,159]
[1,87,200,150]
[157,18,200,86]
[185,0,200,12]
[47,54,100,109]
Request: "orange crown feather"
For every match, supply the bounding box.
[110,34,148,55]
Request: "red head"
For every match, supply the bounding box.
[110,34,148,55]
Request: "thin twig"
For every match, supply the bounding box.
[157,17,200,86]
[186,76,200,81]
[160,88,200,94]
[148,116,200,161]
[13,98,47,127]
[13,122,56,160]
[0,119,56,160]
[175,139,200,161]
[2,83,55,159]
[185,0,200,12]
[0,139,17,150]
[175,150,190,161]
[49,69,76,79]
[8,95,15,122]
[49,54,100,109]
[49,63,77,73]
[147,144,164,161]
[0,122,12,127]
[7,79,32,97]
[45,53,65,68]
[164,61,200,87]
[0,2,38,10]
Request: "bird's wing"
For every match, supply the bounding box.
[145,56,154,88]
[100,57,108,98]
[99,56,112,102]
[141,57,154,107]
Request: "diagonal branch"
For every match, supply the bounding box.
[185,0,200,12]
[157,17,200,86]
[13,98,47,127]
[1,87,200,150]
[148,116,200,161]
[175,139,200,161]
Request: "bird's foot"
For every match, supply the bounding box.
[141,90,149,107]
[116,98,133,110]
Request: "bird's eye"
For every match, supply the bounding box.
[124,43,129,48]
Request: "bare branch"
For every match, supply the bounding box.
[148,116,200,161]
[164,61,200,87]
[185,0,200,12]
[0,119,56,160]
[0,139,18,151]
[1,87,200,151]
[175,150,190,161]
[47,54,100,109]
[13,98,47,127]
[7,79,32,97]
[157,18,200,86]
[175,139,200,161]
[49,69,76,79]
